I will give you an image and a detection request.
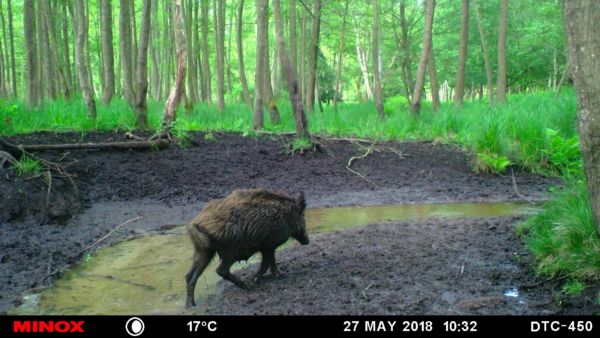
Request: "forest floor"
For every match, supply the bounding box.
[0,131,597,314]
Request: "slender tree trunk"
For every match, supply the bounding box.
[333,0,349,113]
[6,0,15,96]
[201,0,211,104]
[454,0,469,106]
[497,0,508,104]
[428,39,440,111]
[162,0,186,132]
[399,1,414,103]
[236,0,252,108]
[272,0,309,139]
[289,0,297,74]
[0,0,8,96]
[100,0,115,104]
[215,0,225,110]
[35,0,45,100]
[119,0,135,104]
[61,1,73,93]
[474,0,493,105]
[184,0,198,106]
[134,0,151,129]
[355,24,373,101]
[74,0,96,119]
[300,8,306,100]
[372,0,384,119]
[305,0,321,113]
[130,0,137,81]
[226,4,233,95]
[262,8,281,125]
[150,0,160,99]
[193,0,204,102]
[253,0,268,130]
[563,0,600,235]
[24,0,39,108]
[410,0,435,115]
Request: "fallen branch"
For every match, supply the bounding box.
[38,171,52,226]
[0,150,17,168]
[8,139,170,152]
[511,169,536,205]
[347,143,375,168]
[78,216,143,254]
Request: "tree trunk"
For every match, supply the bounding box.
[6,0,15,96]
[272,0,309,139]
[399,1,414,103]
[333,0,349,113]
[24,0,39,108]
[0,0,8,96]
[184,0,198,106]
[150,0,160,99]
[61,1,73,93]
[193,0,204,102]
[474,0,493,105]
[252,0,267,130]
[354,25,373,101]
[497,0,508,104]
[73,0,96,119]
[134,0,151,129]
[305,0,321,113]
[262,11,281,125]
[410,0,435,115]
[300,8,306,100]
[289,0,297,74]
[226,4,233,95]
[428,39,440,111]
[119,0,135,104]
[216,0,225,111]
[563,0,600,235]
[162,0,186,132]
[130,0,137,81]
[454,0,469,106]
[100,0,115,104]
[372,0,384,119]
[201,0,211,104]
[236,0,252,108]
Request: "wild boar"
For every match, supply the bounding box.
[185,188,309,307]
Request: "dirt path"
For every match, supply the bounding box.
[2,131,591,315]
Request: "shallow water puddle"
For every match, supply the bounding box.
[13,201,535,315]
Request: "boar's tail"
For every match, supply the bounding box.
[187,223,212,252]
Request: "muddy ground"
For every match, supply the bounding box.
[1,131,596,314]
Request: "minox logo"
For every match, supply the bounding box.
[13,320,85,333]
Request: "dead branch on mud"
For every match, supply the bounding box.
[78,216,143,255]
[511,169,536,205]
[0,150,17,168]
[346,142,378,187]
[4,139,170,152]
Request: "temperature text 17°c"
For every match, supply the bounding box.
[187,320,217,332]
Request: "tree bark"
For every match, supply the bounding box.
[272,0,309,139]
[184,0,198,106]
[372,0,384,119]
[410,0,435,115]
[289,0,297,74]
[428,39,440,111]
[563,0,600,235]
[24,0,39,108]
[119,0,135,104]
[162,0,187,132]
[300,8,306,100]
[216,0,225,111]
[399,1,414,103]
[454,0,469,106]
[354,23,373,101]
[134,0,151,129]
[474,0,493,105]
[193,0,204,102]
[61,1,73,93]
[262,9,281,125]
[150,0,160,99]
[497,0,508,104]
[100,0,115,104]
[333,0,349,113]
[74,0,96,119]
[236,0,252,108]
[201,0,212,104]
[6,0,15,96]
[253,0,267,130]
[0,0,8,96]
[305,0,321,113]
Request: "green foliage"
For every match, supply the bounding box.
[12,155,41,176]
[291,138,313,152]
[562,279,587,296]
[474,152,512,174]
[517,179,600,281]
[541,128,582,175]
[204,132,216,141]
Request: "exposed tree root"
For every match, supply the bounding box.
[511,169,536,205]
[345,142,378,186]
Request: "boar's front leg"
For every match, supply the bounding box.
[216,259,249,290]
[253,250,274,282]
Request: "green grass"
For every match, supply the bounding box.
[12,155,41,176]
[517,178,600,282]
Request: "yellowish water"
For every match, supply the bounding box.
[12,201,534,315]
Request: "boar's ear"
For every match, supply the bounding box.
[296,191,306,211]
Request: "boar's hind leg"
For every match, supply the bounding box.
[216,259,249,290]
[253,250,275,282]
[269,253,281,278]
[185,249,215,307]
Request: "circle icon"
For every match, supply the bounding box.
[125,317,145,336]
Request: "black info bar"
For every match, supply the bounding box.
[0,316,597,337]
